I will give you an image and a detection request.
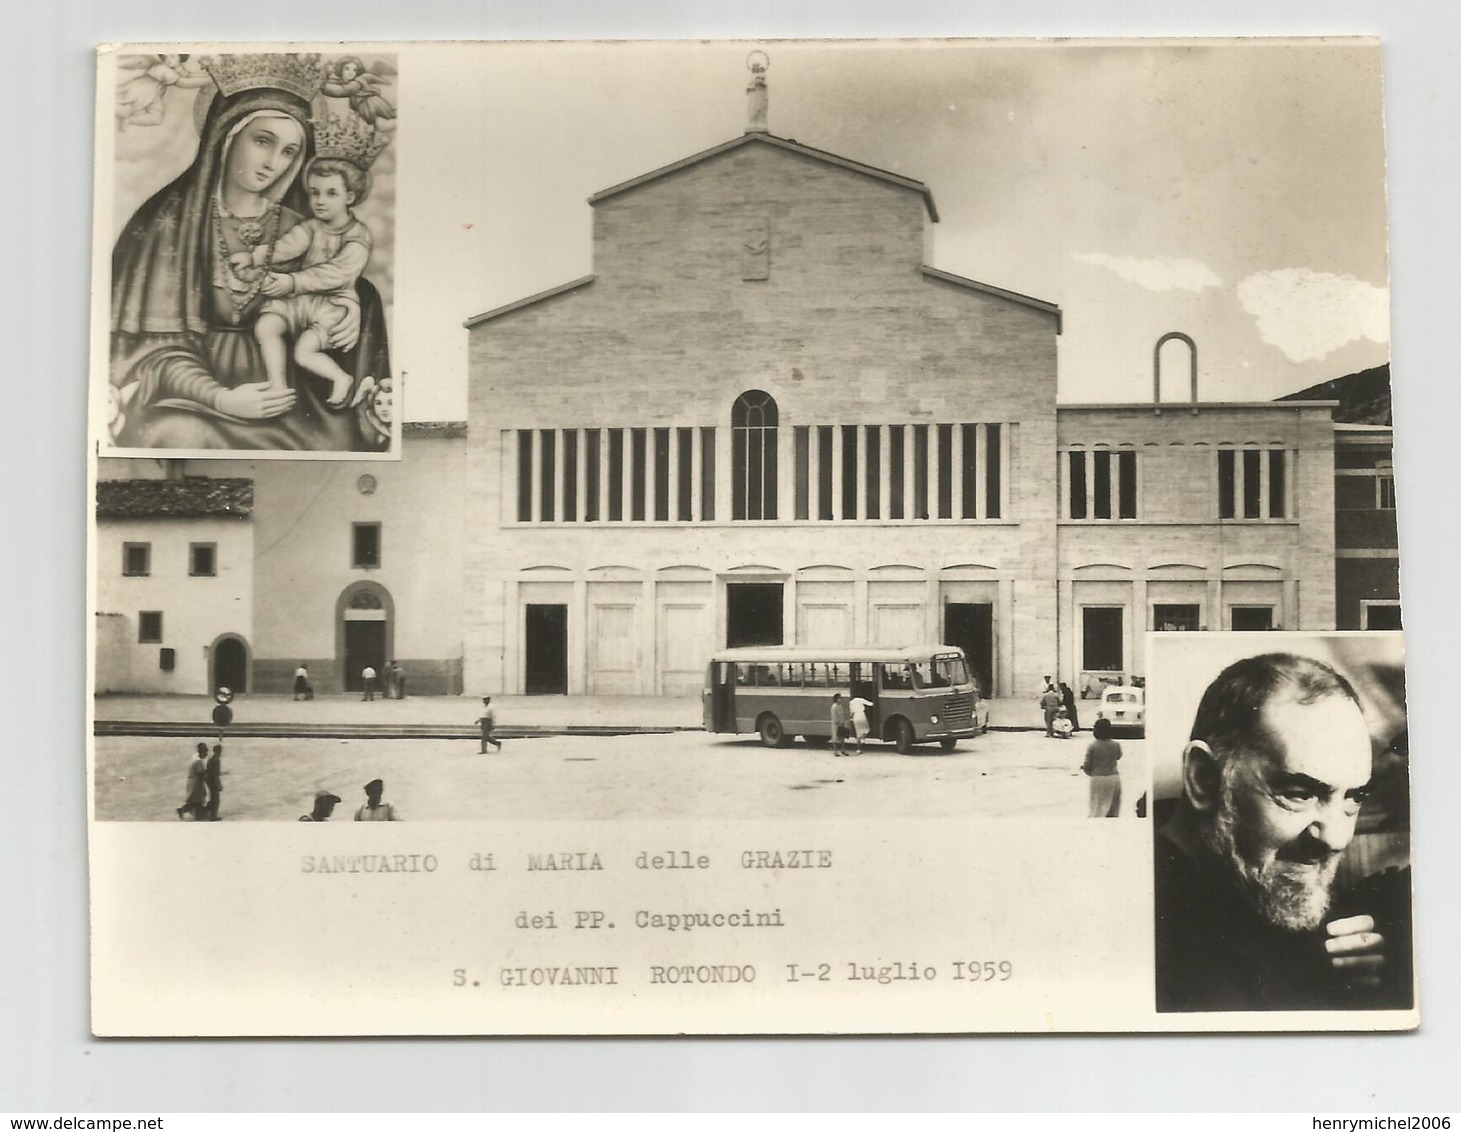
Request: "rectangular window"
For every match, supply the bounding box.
[352,522,381,568]
[676,428,694,521]
[607,429,624,521]
[562,430,578,522]
[138,610,163,644]
[653,428,670,522]
[1377,473,1396,510]
[961,424,978,519]
[1242,448,1262,518]
[1232,606,1274,632]
[1364,602,1403,630]
[584,430,601,521]
[937,424,953,519]
[1068,452,1088,519]
[122,542,151,577]
[865,425,881,520]
[817,425,834,521]
[630,429,647,521]
[1081,606,1123,672]
[538,429,556,522]
[700,427,716,521]
[985,424,1002,519]
[189,543,216,577]
[794,426,810,521]
[1269,449,1287,518]
[912,425,929,519]
[841,425,859,519]
[158,647,175,671]
[1093,451,1112,519]
[888,426,905,520]
[516,429,533,522]
[1153,604,1201,632]
[1218,449,1236,519]
[1117,450,1137,519]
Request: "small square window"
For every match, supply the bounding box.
[138,611,163,643]
[189,543,217,577]
[352,523,382,568]
[123,543,151,577]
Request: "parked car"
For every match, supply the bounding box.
[1094,686,1145,736]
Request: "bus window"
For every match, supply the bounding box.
[734,664,753,687]
[880,664,911,690]
[933,655,969,686]
[778,662,803,688]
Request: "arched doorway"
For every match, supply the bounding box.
[337,583,394,692]
[210,635,250,694]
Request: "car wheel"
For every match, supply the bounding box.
[758,714,788,748]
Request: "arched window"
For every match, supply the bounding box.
[732,390,778,520]
[348,590,384,610]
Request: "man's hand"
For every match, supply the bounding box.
[1324,914,1386,989]
[215,382,296,420]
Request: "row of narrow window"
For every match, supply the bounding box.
[1062,448,1290,521]
[515,422,1005,523]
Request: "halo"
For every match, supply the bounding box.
[746,49,770,74]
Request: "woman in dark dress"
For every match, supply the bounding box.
[109,55,390,451]
[1059,681,1081,733]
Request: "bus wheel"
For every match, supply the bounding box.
[939,737,958,752]
[891,718,915,754]
[758,714,788,748]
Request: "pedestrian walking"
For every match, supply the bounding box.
[831,693,853,756]
[202,742,224,820]
[361,664,377,701]
[355,778,400,821]
[1039,683,1063,737]
[476,696,502,752]
[848,695,873,754]
[393,661,406,700]
[176,743,207,820]
[1082,718,1124,817]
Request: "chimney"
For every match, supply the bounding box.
[746,50,769,134]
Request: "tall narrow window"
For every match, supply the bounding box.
[794,426,810,520]
[937,424,953,519]
[630,428,647,521]
[732,390,778,520]
[1218,449,1236,518]
[1068,451,1089,519]
[913,424,929,520]
[562,430,578,522]
[516,429,533,522]
[865,425,881,520]
[653,428,670,522]
[538,429,556,522]
[607,429,624,521]
[961,424,978,519]
[1117,450,1137,519]
[841,424,859,519]
[584,430,601,521]
[676,428,693,521]
[817,425,834,521]
[1269,449,1287,518]
[700,427,716,521]
[1377,472,1396,510]
[1243,449,1262,518]
[985,424,1002,519]
[1093,451,1112,519]
[352,523,381,568]
[888,426,906,520]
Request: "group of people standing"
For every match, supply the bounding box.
[1038,676,1123,818]
[829,693,874,756]
[299,778,400,822]
[1037,677,1082,739]
[176,741,224,821]
[360,661,407,701]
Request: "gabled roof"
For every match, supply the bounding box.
[97,478,253,520]
[465,276,596,329]
[920,266,1062,332]
[587,132,939,222]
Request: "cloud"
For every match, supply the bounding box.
[1235,269,1389,363]
[1073,252,1222,293]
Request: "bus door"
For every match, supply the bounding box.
[850,662,879,734]
[710,661,735,731]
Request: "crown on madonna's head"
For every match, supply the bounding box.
[202,52,327,102]
[310,112,390,169]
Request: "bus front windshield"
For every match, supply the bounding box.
[883,656,969,690]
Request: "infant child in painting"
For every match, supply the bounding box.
[230,158,373,407]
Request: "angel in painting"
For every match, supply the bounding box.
[115,54,213,130]
[322,56,397,128]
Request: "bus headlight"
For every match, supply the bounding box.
[930,714,940,724]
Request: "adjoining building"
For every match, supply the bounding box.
[463,77,1343,700]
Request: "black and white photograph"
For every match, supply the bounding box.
[86,39,1411,1036]
[1148,632,1411,1015]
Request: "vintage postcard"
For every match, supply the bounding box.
[88,39,1411,1035]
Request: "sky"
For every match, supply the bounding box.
[103,40,1391,419]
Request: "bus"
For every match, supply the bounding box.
[702,644,985,753]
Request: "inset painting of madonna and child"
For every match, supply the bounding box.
[1147,632,1413,1018]
[99,50,398,456]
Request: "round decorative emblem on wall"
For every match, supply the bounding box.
[356,474,378,495]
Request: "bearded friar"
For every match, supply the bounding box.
[1154,652,1410,1012]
